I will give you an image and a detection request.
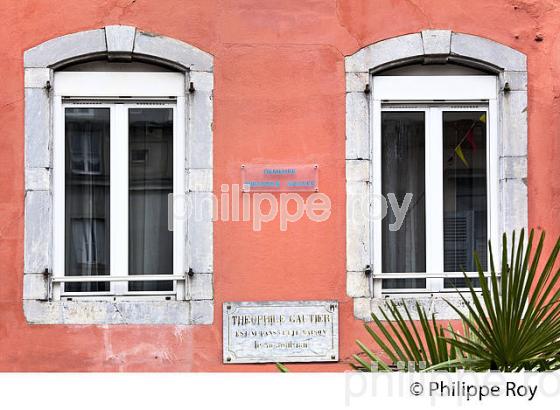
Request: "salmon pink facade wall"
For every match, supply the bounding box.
[1,0,559,371]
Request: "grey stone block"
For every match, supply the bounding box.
[502,71,528,91]
[345,72,369,92]
[23,300,58,323]
[24,68,51,88]
[370,296,467,321]
[113,301,190,324]
[187,192,214,273]
[345,33,423,72]
[23,274,48,300]
[346,181,370,272]
[353,298,373,320]
[501,156,527,180]
[189,71,214,92]
[24,300,192,324]
[105,25,136,59]
[501,178,528,233]
[347,271,370,298]
[190,300,214,324]
[134,30,213,72]
[25,88,50,169]
[422,30,451,55]
[502,91,528,157]
[25,168,50,191]
[451,33,527,71]
[24,29,107,68]
[345,92,369,160]
[188,90,213,169]
[188,273,213,300]
[24,191,50,274]
[346,159,370,182]
[187,168,213,192]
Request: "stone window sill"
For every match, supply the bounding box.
[353,294,475,322]
[23,299,213,325]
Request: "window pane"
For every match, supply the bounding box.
[128,108,174,292]
[443,277,482,289]
[382,278,426,290]
[65,108,110,292]
[443,111,487,272]
[381,111,426,273]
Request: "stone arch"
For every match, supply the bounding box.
[24,26,213,71]
[345,30,526,74]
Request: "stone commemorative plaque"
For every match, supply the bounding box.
[223,301,339,364]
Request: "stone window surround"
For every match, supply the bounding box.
[345,30,528,321]
[23,25,214,324]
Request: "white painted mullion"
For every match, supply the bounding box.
[425,107,444,292]
[110,105,128,295]
[488,102,499,272]
[371,99,382,297]
[52,96,64,300]
[174,98,186,300]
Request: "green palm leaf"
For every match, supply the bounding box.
[444,229,560,371]
[352,229,560,372]
[352,300,460,371]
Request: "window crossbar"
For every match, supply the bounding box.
[373,272,499,279]
[51,275,186,283]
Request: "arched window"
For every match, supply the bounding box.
[345,31,527,319]
[23,26,214,324]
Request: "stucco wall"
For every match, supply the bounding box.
[0,0,559,371]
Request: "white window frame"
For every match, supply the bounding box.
[371,75,499,296]
[52,72,186,301]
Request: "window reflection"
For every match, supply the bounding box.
[65,108,110,292]
[443,111,488,274]
[381,111,426,289]
[128,108,174,292]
